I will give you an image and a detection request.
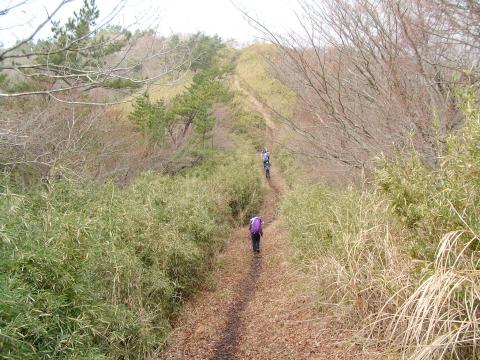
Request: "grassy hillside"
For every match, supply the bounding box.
[235,44,296,120]
[116,72,194,117]
[235,45,361,184]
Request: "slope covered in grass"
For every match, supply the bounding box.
[117,72,194,117]
[235,44,296,119]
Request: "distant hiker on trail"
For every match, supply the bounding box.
[261,148,270,166]
[249,215,263,254]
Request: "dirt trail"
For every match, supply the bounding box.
[159,78,353,360]
[211,246,262,359]
[232,76,277,131]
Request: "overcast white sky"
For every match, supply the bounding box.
[0,0,301,47]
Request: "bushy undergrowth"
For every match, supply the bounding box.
[0,149,262,359]
[375,89,480,359]
[189,146,264,225]
[376,89,480,261]
[213,150,263,224]
[282,89,480,359]
[282,184,409,322]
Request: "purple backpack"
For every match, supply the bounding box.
[250,217,262,235]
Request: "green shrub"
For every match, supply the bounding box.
[129,93,175,145]
[215,151,263,224]
[229,94,266,151]
[190,147,264,225]
[376,87,480,260]
[106,78,142,89]
[0,153,261,359]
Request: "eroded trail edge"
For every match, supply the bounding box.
[211,177,278,360]
[211,255,262,360]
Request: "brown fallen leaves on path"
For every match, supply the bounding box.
[159,167,357,359]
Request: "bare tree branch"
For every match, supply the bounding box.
[0,0,191,104]
[0,1,73,60]
[238,0,478,169]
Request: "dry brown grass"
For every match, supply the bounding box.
[378,230,480,360]
[235,44,296,120]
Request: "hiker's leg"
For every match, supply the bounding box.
[251,234,259,252]
[254,234,260,252]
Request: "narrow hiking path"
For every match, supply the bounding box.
[159,77,355,360]
[232,76,277,131]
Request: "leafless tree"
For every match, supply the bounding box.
[0,0,190,104]
[0,0,194,180]
[242,0,479,169]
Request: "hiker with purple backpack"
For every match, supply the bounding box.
[249,215,263,253]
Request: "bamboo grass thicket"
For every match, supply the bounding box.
[0,149,263,359]
[281,88,480,359]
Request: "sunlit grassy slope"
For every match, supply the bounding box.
[235,44,296,119]
[234,44,302,184]
[117,71,194,116]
